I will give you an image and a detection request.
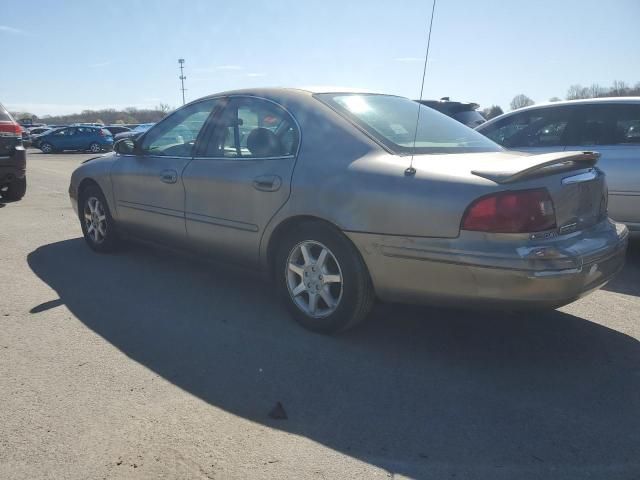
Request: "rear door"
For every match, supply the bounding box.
[75,127,92,149]
[564,103,640,226]
[183,96,300,266]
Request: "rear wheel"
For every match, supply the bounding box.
[275,222,374,334]
[79,185,119,253]
[40,142,53,154]
[2,177,26,201]
[89,142,101,153]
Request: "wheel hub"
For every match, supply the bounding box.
[286,240,343,318]
[303,266,324,291]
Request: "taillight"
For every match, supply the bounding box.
[0,122,23,135]
[461,188,556,233]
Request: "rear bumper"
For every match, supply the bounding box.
[346,219,629,308]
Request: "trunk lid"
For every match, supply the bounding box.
[470,150,607,236]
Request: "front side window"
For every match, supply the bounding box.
[140,100,220,157]
[480,107,571,148]
[316,93,501,154]
[54,128,73,136]
[201,97,299,158]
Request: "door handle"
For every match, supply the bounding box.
[252,175,282,192]
[160,169,178,184]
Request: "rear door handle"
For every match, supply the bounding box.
[252,175,282,192]
[160,169,178,184]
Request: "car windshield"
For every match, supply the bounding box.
[316,93,502,155]
[133,123,152,132]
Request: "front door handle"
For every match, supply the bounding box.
[252,175,282,192]
[160,169,178,184]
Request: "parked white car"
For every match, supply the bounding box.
[477,97,640,231]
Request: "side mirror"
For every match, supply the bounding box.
[114,138,136,155]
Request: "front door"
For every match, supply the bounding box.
[50,127,76,150]
[480,105,577,157]
[110,99,220,244]
[183,96,300,266]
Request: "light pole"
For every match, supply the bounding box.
[178,59,186,105]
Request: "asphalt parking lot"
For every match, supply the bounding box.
[1,151,639,480]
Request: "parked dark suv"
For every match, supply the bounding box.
[0,103,27,201]
[416,98,486,128]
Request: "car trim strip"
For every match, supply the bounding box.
[185,212,259,232]
[117,200,184,219]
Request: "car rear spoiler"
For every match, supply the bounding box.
[471,151,600,184]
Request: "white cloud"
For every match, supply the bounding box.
[88,61,112,68]
[247,72,266,77]
[0,25,27,35]
[192,65,243,73]
[394,57,423,62]
[216,65,242,70]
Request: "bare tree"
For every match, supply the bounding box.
[481,105,504,120]
[588,84,605,98]
[157,103,172,115]
[610,80,629,96]
[566,84,590,100]
[510,94,534,111]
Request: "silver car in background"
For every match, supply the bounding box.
[69,88,628,333]
[476,97,640,231]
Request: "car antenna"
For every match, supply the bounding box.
[406,0,437,177]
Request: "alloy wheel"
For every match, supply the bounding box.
[89,143,101,153]
[286,240,343,318]
[83,196,107,244]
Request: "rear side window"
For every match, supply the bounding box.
[480,107,571,148]
[201,97,299,158]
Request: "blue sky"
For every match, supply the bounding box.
[2,0,639,116]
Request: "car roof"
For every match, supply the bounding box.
[199,86,393,102]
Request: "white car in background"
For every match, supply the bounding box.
[477,97,640,231]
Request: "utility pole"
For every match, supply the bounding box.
[178,59,186,105]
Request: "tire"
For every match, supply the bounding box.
[40,142,53,154]
[79,185,119,253]
[275,221,374,334]
[2,177,26,201]
[88,142,101,153]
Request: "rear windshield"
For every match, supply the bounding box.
[316,93,502,155]
[454,110,487,128]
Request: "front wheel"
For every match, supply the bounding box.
[79,185,119,253]
[40,142,53,153]
[88,142,101,153]
[275,222,374,334]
